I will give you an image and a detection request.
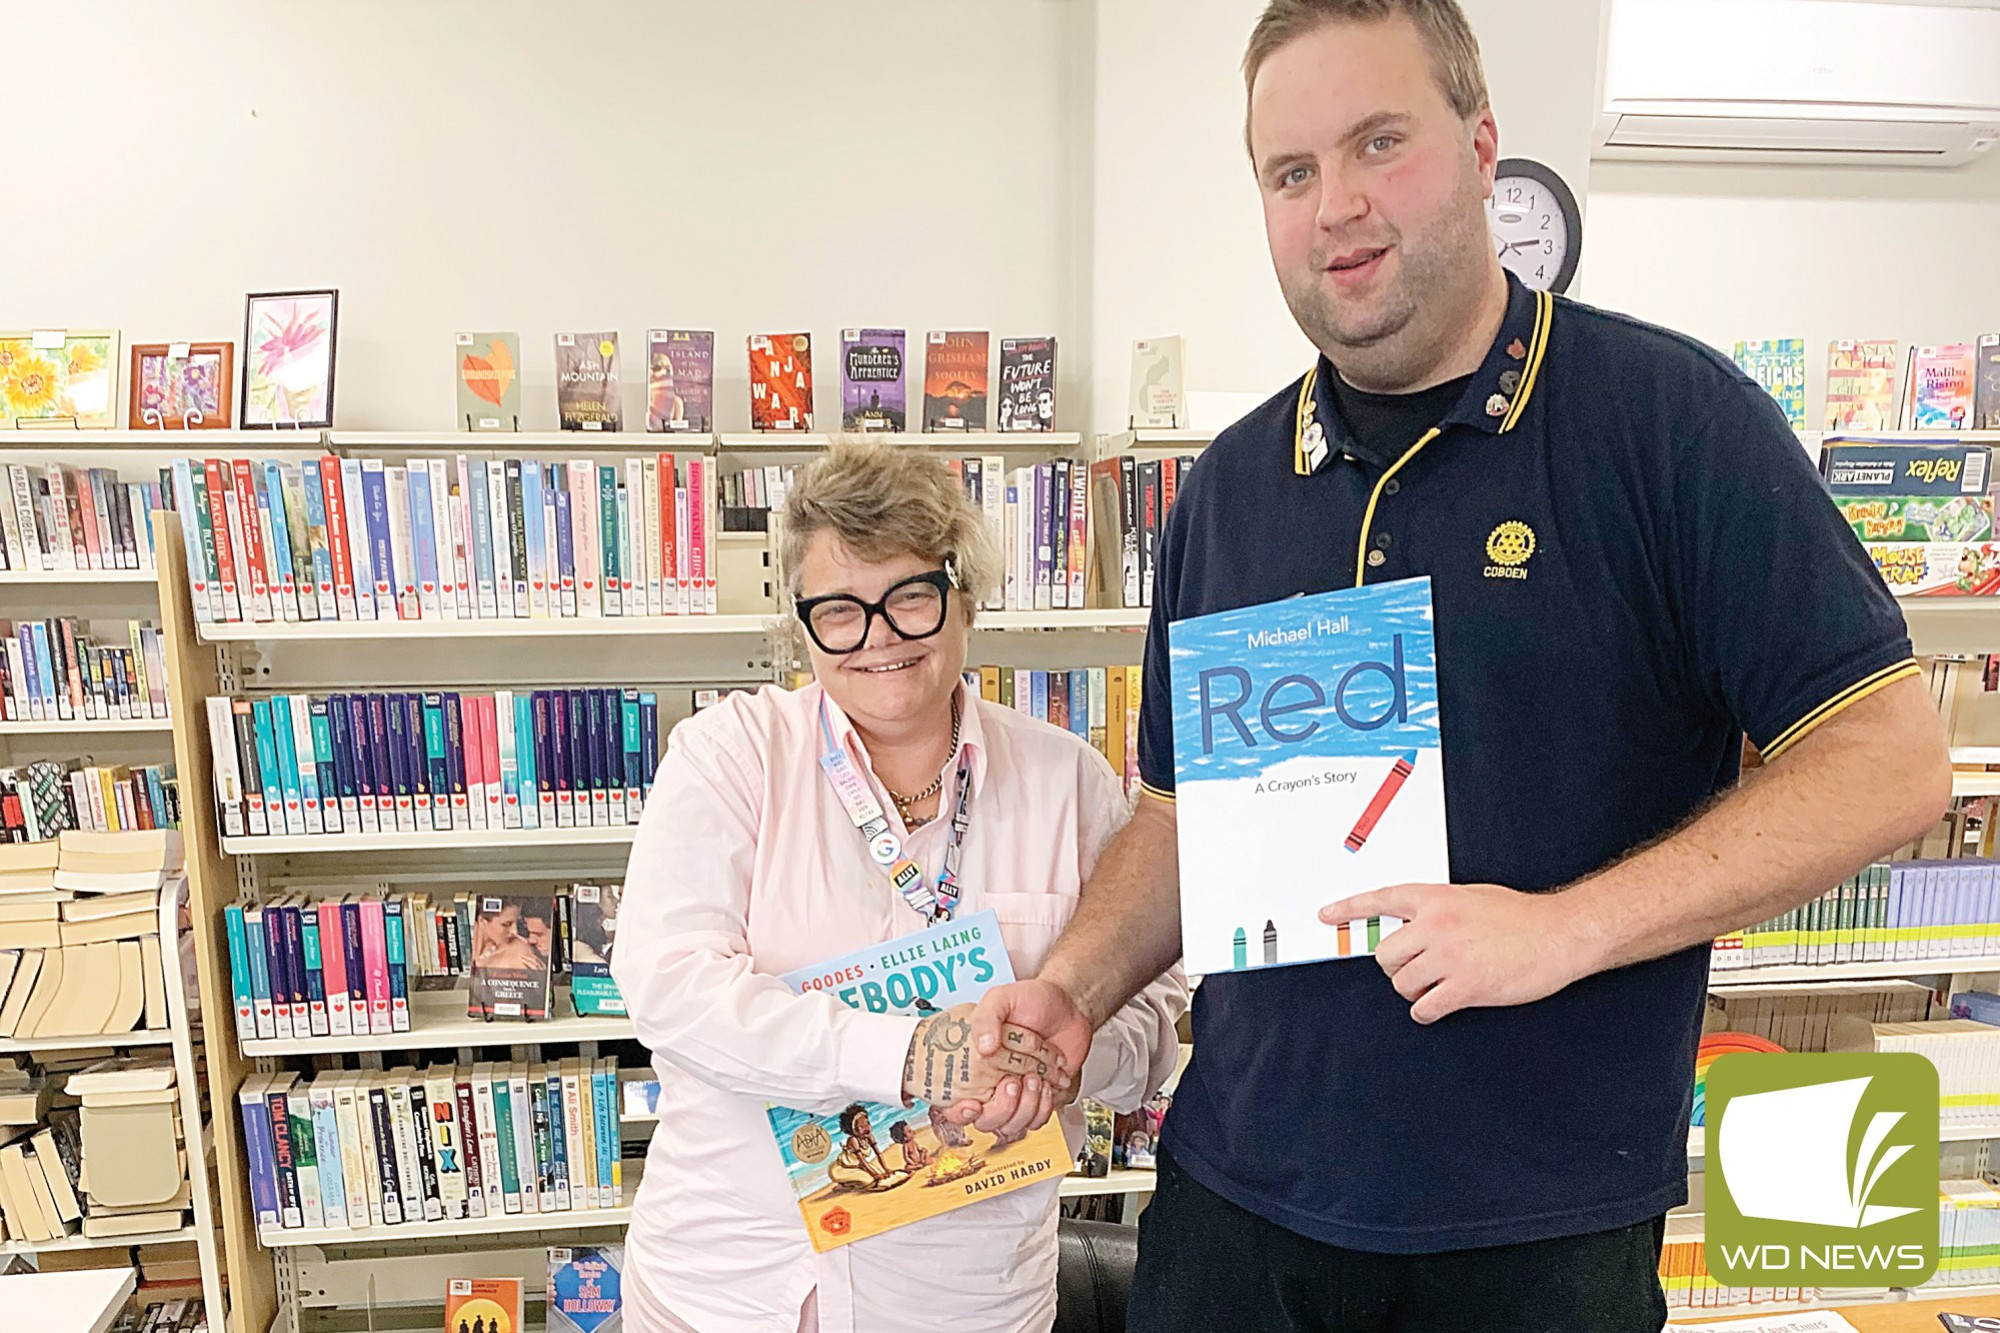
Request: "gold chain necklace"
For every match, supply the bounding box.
[885,695,961,828]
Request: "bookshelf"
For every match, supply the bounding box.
[327,430,718,453]
[1708,955,2000,987]
[0,718,173,735]
[715,431,1083,453]
[0,568,159,585]
[258,1171,640,1250]
[220,826,639,857]
[237,989,634,1058]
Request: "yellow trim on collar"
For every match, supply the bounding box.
[1759,659,1922,762]
[1500,290,1553,434]
[1292,364,1320,476]
[1352,426,1442,587]
[1139,780,1178,805]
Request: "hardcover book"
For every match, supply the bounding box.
[763,909,1068,1251]
[1905,344,1978,431]
[646,330,714,433]
[1825,339,1901,432]
[997,336,1057,433]
[467,894,553,1021]
[568,882,623,1016]
[748,333,813,432]
[456,332,521,432]
[922,331,989,431]
[1169,577,1447,974]
[548,1244,623,1333]
[555,333,622,432]
[1128,337,1185,430]
[1731,338,1807,431]
[840,328,907,431]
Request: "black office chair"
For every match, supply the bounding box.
[1055,1218,1140,1333]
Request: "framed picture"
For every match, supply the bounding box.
[241,289,337,428]
[128,341,235,430]
[0,330,121,429]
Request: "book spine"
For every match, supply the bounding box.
[565,1063,589,1207]
[300,458,339,620]
[1049,458,1071,610]
[289,694,324,835]
[686,455,708,614]
[505,459,530,614]
[384,897,410,1032]
[224,903,257,1042]
[520,692,546,830]
[307,1083,346,1229]
[384,691,414,832]
[541,464,561,619]
[345,695,377,834]
[624,456,646,610]
[267,1088,303,1228]
[208,695,248,839]
[367,1085,403,1225]
[1118,455,1139,607]
[285,1089,324,1228]
[385,465,419,619]
[657,454,680,614]
[1034,463,1054,610]
[480,460,510,616]
[169,461,213,620]
[244,906,277,1039]
[491,1071,523,1214]
[280,901,311,1034]
[644,455,664,614]
[445,691,470,829]
[359,898,391,1035]
[597,465,621,616]
[533,1074,566,1211]
[567,460,597,616]
[248,697,283,836]
[238,1083,282,1230]
[319,899,351,1038]
[455,1076,485,1218]
[1067,457,1089,610]
[424,459,458,618]
[522,461,549,617]
[553,466,578,616]
[407,1082,444,1220]
[640,692,659,802]
[232,459,274,621]
[385,1081,423,1222]
[509,1068,540,1213]
[299,904,330,1037]
[323,693,356,832]
[622,688,643,816]
[333,1080,372,1228]
[339,458,378,621]
[361,460,396,618]
[407,460,441,620]
[261,462,300,621]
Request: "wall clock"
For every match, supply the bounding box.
[1488,157,1582,295]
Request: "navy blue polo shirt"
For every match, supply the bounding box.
[1141,273,1917,1254]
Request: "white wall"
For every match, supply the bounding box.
[1581,154,2000,415]
[1,0,1090,433]
[1087,0,1607,433]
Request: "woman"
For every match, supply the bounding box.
[614,439,1186,1333]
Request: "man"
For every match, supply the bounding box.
[960,1,1952,1327]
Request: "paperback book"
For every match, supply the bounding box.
[646,330,714,433]
[748,333,813,432]
[1731,338,1807,431]
[998,336,1056,433]
[446,1277,523,1333]
[1169,577,1447,974]
[467,894,554,1021]
[1128,337,1185,430]
[922,331,989,431]
[764,909,1067,1251]
[555,333,622,432]
[455,332,520,432]
[548,1244,623,1333]
[1825,340,1901,432]
[567,883,623,1016]
[840,328,907,431]
[1904,344,1977,431]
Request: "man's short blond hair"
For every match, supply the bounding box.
[1243,0,1489,154]
[777,437,1001,617]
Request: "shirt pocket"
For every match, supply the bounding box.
[979,891,1077,978]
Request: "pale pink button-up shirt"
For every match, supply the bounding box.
[613,679,1187,1333]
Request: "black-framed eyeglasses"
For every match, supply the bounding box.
[794,567,955,655]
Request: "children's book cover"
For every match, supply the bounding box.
[764,908,1067,1251]
[998,336,1056,433]
[568,882,623,1016]
[1731,338,1807,431]
[547,1244,623,1333]
[647,330,714,433]
[1169,576,1447,975]
[922,331,989,431]
[748,333,813,431]
[466,894,554,1020]
[1824,340,1901,432]
[1905,344,1977,430]
[445,1277,523,1333]
[456,332,520,432]
[555,333,622,432]
[840,328,907,431]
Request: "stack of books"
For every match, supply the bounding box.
[0,1070,83,1243]
[238,1060,624,1236]
[1833,1018,2000,1127]
[70,1056,190,1239]
[203,688,660,841]
[0,618,170,723]
[165,453,725,625]
[0,831,180,1040]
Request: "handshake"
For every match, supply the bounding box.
[898,978,1094,1140]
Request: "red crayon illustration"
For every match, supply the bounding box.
[1345,751,1417,853]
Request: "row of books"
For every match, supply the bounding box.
[237,1061,626,1235]
[1,761,181,842]
[1089,453,1195,610]
[1845,1019,2000,1126]
[0,463,163,574]
[1703,981,1933,1054]
[1658,1220,1820,1312]
[965,665,1143,799]
[1708,860,2000,970]
[0,618,171,724]
[166,452,729,626]
[0,907,173,1040]
[450,1246,624,1333]
[1931,1179,2000,1288]
[1737,336,2000,432]
[112,1298,208,1333]
[457,328,1063,435]
[202,688,661,842]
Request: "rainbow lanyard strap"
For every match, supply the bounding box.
[817,698,974,923]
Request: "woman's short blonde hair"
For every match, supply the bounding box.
[777,437,1002,618]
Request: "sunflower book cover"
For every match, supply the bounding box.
[1169,576,1448,975]
[764,908,1067,1251]
[456,332,520,432]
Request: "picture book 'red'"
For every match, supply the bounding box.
[764,909,1067,1251]
[1168,577,1448,975]
[749,333,813,431]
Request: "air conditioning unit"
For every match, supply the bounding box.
[1597,0,2000,167]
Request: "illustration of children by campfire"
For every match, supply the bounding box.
[825,1104,911,1193]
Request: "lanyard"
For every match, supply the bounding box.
[818,699,974,923]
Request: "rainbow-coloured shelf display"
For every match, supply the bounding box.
[1691,1031,1786,1127]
